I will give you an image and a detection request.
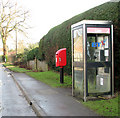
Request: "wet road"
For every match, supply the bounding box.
[0,64,36,117]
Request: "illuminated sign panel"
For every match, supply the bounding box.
[87,27,110,34]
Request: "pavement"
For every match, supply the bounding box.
[0,65,36,117]
[6,68,99,117]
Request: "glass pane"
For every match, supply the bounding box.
[74,67,84,96]
[87,36,96,62]
[74,28,83,62]
[73,27,84,97]
[87,35,111,62]
[87,67,110,93]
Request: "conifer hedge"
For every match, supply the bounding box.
[38,1,119,76]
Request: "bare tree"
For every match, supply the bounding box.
[0,0,29,61]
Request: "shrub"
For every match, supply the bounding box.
[27,47,41,61]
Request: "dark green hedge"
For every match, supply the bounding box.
[39,1,119,76]
[27,47,41,61]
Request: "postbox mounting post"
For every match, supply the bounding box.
[60,67,64,84]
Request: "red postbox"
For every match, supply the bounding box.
[56,48,67,68]
[55,48,67,84]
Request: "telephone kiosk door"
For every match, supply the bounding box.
[86,27,112,94]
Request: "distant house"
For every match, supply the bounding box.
[8,51,16,63]
[8,51,16,56]
[0,48,3,56]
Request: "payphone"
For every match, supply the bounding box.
[71,20,114,101]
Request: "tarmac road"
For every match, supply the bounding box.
[0,64,36,117]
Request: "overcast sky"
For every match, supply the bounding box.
[1,0,111,49]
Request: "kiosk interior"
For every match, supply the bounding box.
[71,20,114,101]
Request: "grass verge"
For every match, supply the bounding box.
[3,63,14,68]
[8,66,31,73]
[26,71,72,88]
[3,63,72,88]
[3,63,30,73]
[82,94,119,117]
[3,63,119,116]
